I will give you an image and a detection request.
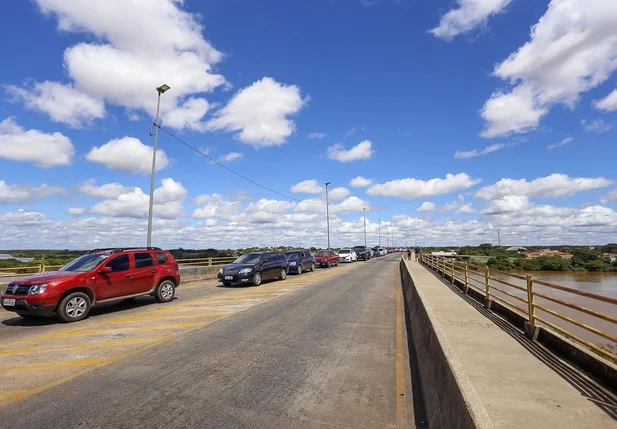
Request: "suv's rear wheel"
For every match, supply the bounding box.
[57,292,91,323]
[297,265,302,275]
[155,280,175,303]
[253,272,262,286]
[279,268,287,280]
[311,262,315,271]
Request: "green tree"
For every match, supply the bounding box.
[584,260,613,272]
[572,248,602,266]
[487,256,514,270]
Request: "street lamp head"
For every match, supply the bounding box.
[325,182,331,186]
[157,84,171,94]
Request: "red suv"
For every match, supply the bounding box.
[1,247,181,323]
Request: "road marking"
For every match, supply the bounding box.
[0,263,359,408]
[0,337,168,356]
[395,263,409,426]
[0,357,112,376]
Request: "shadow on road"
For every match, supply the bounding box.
[1,295,177,327]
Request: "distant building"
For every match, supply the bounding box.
[506,246,528,254]
[431,251,457,258]
[525,249,573,260]
[603,253,617,263]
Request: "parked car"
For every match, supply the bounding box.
[338,248,358,263]
[371,247,381,257]
[218,251,288,286]
[353,246,372,261]
[0,247,180,323]
[314,250,339,268]
[376,247,387,256]
[284,250,315,275]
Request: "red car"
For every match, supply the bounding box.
[1,247,180,323]
[314,250,340,268]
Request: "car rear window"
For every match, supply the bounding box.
[339,250,350,254]
[154,252,168,264]
[134,252,154,268]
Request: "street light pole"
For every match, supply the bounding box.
[147,84,170,248]
[378,218,381,247]
[325,182,331,251]
[363,208,367,249]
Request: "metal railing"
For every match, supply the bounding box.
[0,256,238,279]
[0,265,63,278]
[420,253,617,362]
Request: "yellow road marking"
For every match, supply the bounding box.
[0,337,168,356]
[395,262,408,426]
[0,358,112,376]
[103,311,228,324]
[0,264,357,408]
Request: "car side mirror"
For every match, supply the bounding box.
[98,266,112,274]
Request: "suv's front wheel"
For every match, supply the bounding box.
[155,280,176,303]
[57,292,91,323]
[279,268,287,280]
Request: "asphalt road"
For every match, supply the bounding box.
[0,255,416,429]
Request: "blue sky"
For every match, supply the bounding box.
[1,0,617,249]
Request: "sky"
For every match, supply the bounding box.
[1,0,617,249]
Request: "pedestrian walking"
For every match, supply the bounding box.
[406,248,412,261]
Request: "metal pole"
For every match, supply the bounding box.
[147,90,162,248]
[363,208,367,249]
[325,182,331,251]
[378,218,381,246]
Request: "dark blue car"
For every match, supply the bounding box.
[218,251,288,286]
[284,250,315,275]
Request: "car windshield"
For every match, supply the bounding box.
[315,251,330,256]
[234,253,262,264]
[353,247,365,251]
[339,249,350,254]
[59,254,108,272]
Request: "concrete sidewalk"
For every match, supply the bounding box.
[403,260,617,429]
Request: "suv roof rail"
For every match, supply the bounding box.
[87,247,162,254]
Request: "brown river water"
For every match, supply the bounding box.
[484,271,617,354]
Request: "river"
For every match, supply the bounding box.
[485,270,617,355]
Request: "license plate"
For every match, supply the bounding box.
[225,276,233,280]
[3,299,15,306]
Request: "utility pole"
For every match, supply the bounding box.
[325,182,331,251]
[386,228,389,248]
[378,218,381,246]
[363,208,367,249]
[497,229,501,247]
[147,84,170,247]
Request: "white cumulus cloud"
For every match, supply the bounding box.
[430,0,512,40]
[417,202,437,212]
[5,81,106,128]
[349,176,373,188]
[334,196,370,213]
[327,140,374,162]
[367,173,481,199]
[480,195,533,215]
[290,179,323,194]
[206,77,306,147]
[328,187,351,201]
[0,181,65,204]
[481,0,617,137]
[594,89,617,111]
[86,136,169,175]
[0,117,74,167]
[78,179,133,199]
[476,174,613,200]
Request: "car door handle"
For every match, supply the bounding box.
[151,270,157,274]
[125,274,132,279]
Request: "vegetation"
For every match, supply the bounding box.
[421,243,617,272]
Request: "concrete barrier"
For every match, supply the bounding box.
[400,259,494,429]
[179,265,221,283]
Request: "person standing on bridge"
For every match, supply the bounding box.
[406,248,412,261]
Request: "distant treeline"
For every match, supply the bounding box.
[419,243,617,272]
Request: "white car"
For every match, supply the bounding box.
[378,247,387,256]
[338,248,358,263]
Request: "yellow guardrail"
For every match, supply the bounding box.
[420,253,617,362]
[0,265,63,278]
